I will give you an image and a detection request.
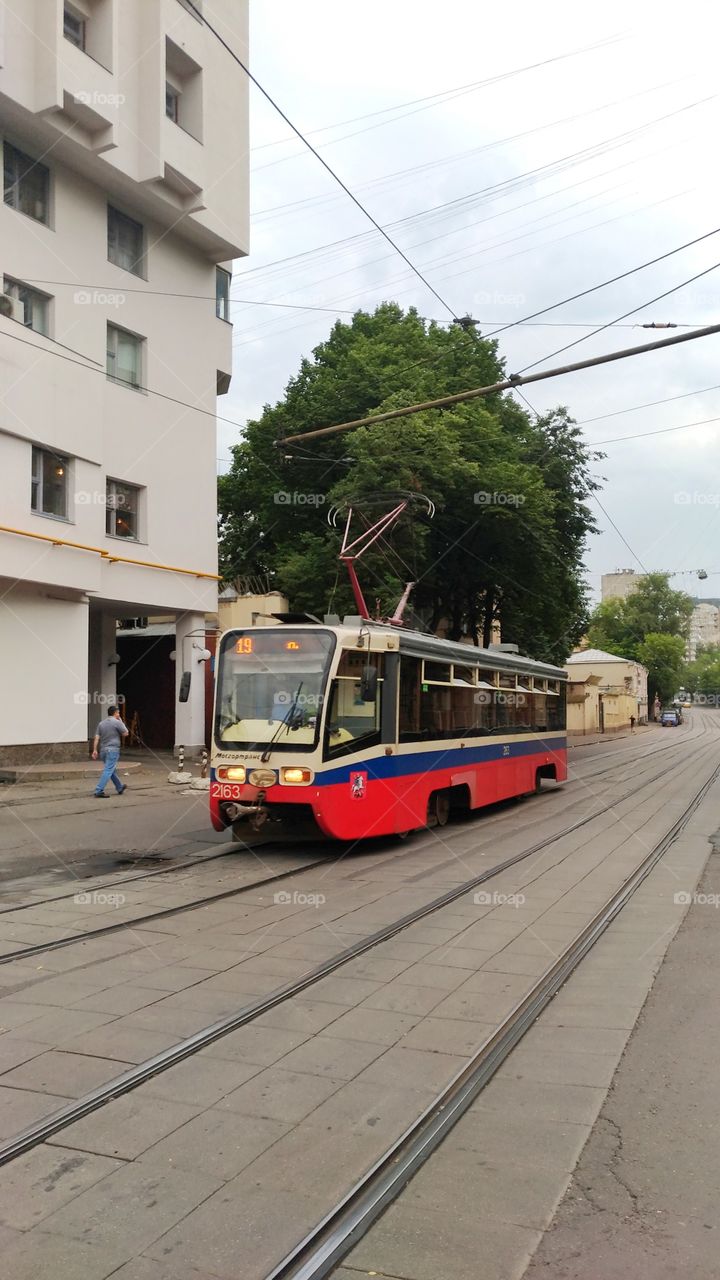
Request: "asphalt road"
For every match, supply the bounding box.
[0,781,229,890]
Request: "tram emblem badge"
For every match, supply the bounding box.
[350,772,367,800]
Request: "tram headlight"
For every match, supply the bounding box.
[225,766,246,782]
[281,767,314,785]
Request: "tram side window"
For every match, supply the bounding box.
[547,682,567,731]
[421,684,452,737]
[396,657,565,740]
[399,657,421,739]
[532,692,549,731]
[324,655,383,759]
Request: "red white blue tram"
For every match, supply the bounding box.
[210,618,567,842]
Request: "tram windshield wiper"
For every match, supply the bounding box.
[261,682,303,762]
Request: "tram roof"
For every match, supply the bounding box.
[221,619,566,681]
[392,627,566,681]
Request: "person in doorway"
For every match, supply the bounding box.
[92,706,129,798]
[630,714,636,733]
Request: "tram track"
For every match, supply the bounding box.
[0,722,702,922]
[262,757,720,1280]
[0,727,717,1167]
[0,723,708,967]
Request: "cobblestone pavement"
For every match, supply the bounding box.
[0,713,716,1279]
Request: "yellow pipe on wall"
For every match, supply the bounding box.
[0,524,219,581]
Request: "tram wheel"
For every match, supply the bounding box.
[428,790,450,828]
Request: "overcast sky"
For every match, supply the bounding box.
[218,0,720,604]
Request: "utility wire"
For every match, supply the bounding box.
[0,324,246,431]
[595,414,720,446]
[280,323,720,444]
[517,259,720,373]
[252,35,626,161]
[592,493,648,572]
[184,0,458,321]
[21,278,704,332]
[480,219,720,342]
[578,382,720,425]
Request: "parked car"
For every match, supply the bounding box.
[661,710,680,727]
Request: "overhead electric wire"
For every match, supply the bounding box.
[183,0,458,322]
[592,494,648,571]
[478,217,720,343]
[229,172,703,350]
[231,122,703,310]
[233,134,677,285]
[517,255,720,374]
[0,325,248,432]
[578,382,720,425]
[20,279,700,331]
[251,88,713,226]
[594,414,720,446]
[227,187,696,355]
[251,35,627,166]
[280,323,720,444]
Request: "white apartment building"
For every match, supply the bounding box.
[0,0,248,764]
[687,600,720,662]
[601,569,645,602]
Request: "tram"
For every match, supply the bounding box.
[209,617,567,842]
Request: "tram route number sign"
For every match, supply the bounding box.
[211,782,245,801]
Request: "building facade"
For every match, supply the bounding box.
[686,600,720,662]
[601,569,645,602]
[0,0,248,763]
[565,648,648,731]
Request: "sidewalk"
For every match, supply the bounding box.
[524,821,720,1277]
[0,750,178,806]
[568,723,656,749]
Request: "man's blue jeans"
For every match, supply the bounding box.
[95,747,123,795]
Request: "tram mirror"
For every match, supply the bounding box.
[360,666,378,702]
[179,671,191,703]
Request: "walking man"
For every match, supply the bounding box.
[630,714,636,733]
[92,706,129,798]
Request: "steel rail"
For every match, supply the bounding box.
[0,730,704,966]
[0,843,267,917]
[0,855,332,964]
[263,759,720,1280]
[0,736,714,1168]
[0,716,703,927]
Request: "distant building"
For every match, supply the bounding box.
[687,600,720,661]
[565,648,648,732]
[601,570,645,602]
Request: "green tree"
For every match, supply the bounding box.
[587,574,693,660]
[637,633,687,704]
[684,644,720,697]
[218,304,599,663]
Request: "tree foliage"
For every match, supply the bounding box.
[218,304,600,663]
[636,633,687,704]
[684,643,720,697]
[587,574,693,660]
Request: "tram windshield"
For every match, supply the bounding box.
[215,629,335,752]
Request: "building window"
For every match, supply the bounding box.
[165,37,203,140]
[165,83,180,123]
[216,267,230,321]
[63,4,86,49]
[106,324,142,389]
[107,205,144,277]
[3,142,50,225]
[31,447,69,520]
[106,479,140,540]
[3,277,50,335]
